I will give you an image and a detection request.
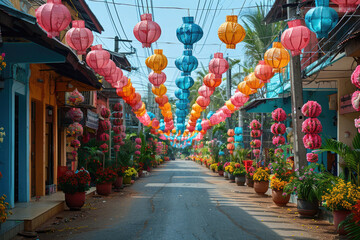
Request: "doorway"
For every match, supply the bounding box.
[45,106,54,188]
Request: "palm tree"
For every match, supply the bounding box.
[318,133,360,186]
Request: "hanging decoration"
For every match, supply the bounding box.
[305,0,338,38]
[351,66,360,132]
[65,20,94,55]
[271,108,287,154]
[227,129,235,155]
[254,61,274,83]
[176,16,203,50]
[249,119,262,161]
[218,15,246,49]
[281,19,311,56]
[36,0,71,38]
[112,102,125,151]
[331,0,360,13]
[264,42,290,73]
[133,13,161,48]
[301,101,323,162]
[234,127,244,148]
[86,45,110,71]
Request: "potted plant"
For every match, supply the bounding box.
[95,167,117,196]
[124,167,137,184]
[253,167,270,195]
[217,163,224,176]
[246,166,255,187]
[339,199,360,239]
[284,163,333,217]
[0,194,11,229]
[269,158,293,206]
[233,163,246,186]
[210,163,217,173]
[224,162,230,179]
[113,167,125,189]
[225,162,236,183]
[58,169,91,210]
[323,179,360,234]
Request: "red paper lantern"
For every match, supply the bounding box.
[86,45,110,70]
[65,20,94,55]
[113,103,123,112]
[203,73,222,88]
[227,143,235,150]
[303,134,322,149]
[129,93,142,107]
[152,119,160,128]
[155,95,169,106]
[36,0,71,38]
[198,85,215,98]
[208,53,229,78]
[254,60,274,83]
[281,19,310,56]
[231,92,249,107]
[106,67,123,83]
[196,96,211,109]
[332,0,360,13]
[272,108,287,122]
[133,13,161,48]
[301,101,322,118]
[112,76,129,89]
[97,60,116,78]
[149,72,166,86]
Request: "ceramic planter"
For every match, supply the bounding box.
[123,176,132,184]
[297,199,319,217]
[224,172,229,179]
[138,170,143,178]
[272,190,290,206]
[229,174,235,183]
[235,176,246,186]
[96,183,112,196]
[114,176,123,188]
[65,192,85,210]
[246,177,254,187]
[333,210,351,235]
[218,170,224,176]
[254,181,269,195]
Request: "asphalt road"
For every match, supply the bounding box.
[63,160,317,240]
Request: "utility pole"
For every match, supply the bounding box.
[287,0,307,169]
[226,56,232,129]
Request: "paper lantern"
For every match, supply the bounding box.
[250,119,261,130]
[113,103,123,112]
[303,134,322,149]
[254,60,274,83]
[245,73,264,89]
[237,81,255,96]
[192,103,203,113]
[65,20,94,55]
[196,96,211,108]
[281,19,311,56]
[101,120,111,130]
[155,95,169,106]
[160,102,172,111]
[112,76,129,89]
[106,67,123,83]
[67,122,83,136]
[152,84,167,96]
[149,72,166,86]
[250,139,261,148]
[175,89,190,100]
[203,73,222,88]
[306,153,319,163]
[271,123,286,135]
[225,101,236,111]
[301,101,322,117]
[332,0,360,12]
[152,119,160,129]
[305,0,338,38]
[97,60,116,78]
[176,16,203,49]
[112,112,123,119]
[100,133,109,142]
[66,108,83,122]
[302,118,323,134]
[190,110,201,119]
[251,130,262,138]
[209,53,229,77]
[198,85,214,98]
[35,0,71,38]
[218,15,246,49]
[133,13,161,48]
[86,45,110,70]
[175,74,194,90]
[272,135,285,146]
[100,107,110,118]
[121,86,135,98]
[227,143,235,150]
[231,92,249,107]
[351,65,360,88]
[113,118,123,126]
[176,100,188,110]
[264,42,290,73]
[227,129,235,137]
[145,49,168,73]
[272,108,287,122]
[129,93,142,107]
[175,50,198,74]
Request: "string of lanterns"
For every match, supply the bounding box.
[249,119,262,160]
[271,108,287,152]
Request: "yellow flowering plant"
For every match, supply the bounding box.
[0,194,11,223]
[323,179,360,211]
[253,167,270,182]
[210,163,217,170]
[124,167,138,177]
[270,175,288,191]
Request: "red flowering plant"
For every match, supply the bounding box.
[58,169,91,194]
[339,199,360,239]
[95,167,117,184]
[246,166,256,178]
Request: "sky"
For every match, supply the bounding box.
[86,0,268,100]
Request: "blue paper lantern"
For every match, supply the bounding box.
[234,135,243,142]
[160,123,165,131]
[176,16,203,49]
[207,111,215,119]
[175,73,194,90]
[176,100,189,110]
[305,0,338,38]
[175,50,198,74]
[235,127,243,135]
[148,112,155,120]
[219,151,225,156]
[177,123,185,132]
[195,123,202,131]
[160,119,164,123]
[175,89,190,100]
[176,109,187,118]
[177,117,185,123]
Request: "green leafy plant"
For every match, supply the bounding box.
[233,147,251,164]
[339,199,360,239]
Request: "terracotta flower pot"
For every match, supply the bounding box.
[138,170,143,178]
[246,177,254,187]
[229,174,235,183]
[235,176,246,186]
[224,172,229,179]
[114,176,123,188]
[96,182,112,196]
[123,176,132,184]
[65,192,85,210]
[333,210,351,235]
[254,181,269,195]
[272,190,290,206]
[218,170,224,176]
[297,199,319,217]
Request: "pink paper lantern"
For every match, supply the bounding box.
[97,60,116,78]
[149,72,166,86]
[208,53,229,78]
[198,85,215,98]
[306,153,319,163]
[133,13,161,48]
[152,119,160,128]
[86,45,110,70]
[352,90,360,111]
[135,144,141,149]
[135,138,142,144]
[302,118,323,134]
[332,0,360,13]
[351,65,360,88]
[196,96,211,108]
[201,119,210,130]
[303,134,322,149]
[281,19,310,56]
[271,123,286,135]
[231,92,249,107]
[301,101,322,118]
[272,135,286,146]
[135,150,141,155]
[65,20,94,55]
[272,108,287,122]
[106,67,123,83]
[254,60,274,83]
[100,133,109,142]
[112,76,129,89]
[36,0,71,38]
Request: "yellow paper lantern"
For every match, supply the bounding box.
[152,84,167,96]
[264,42,290,73]
[172,129,176,134]
[245,73,264,89]
[159,102,171,111]
[225,100,236,111]
[145,49,168,73]
[191,110,201,119]
[237,81,256,96]
[192,103,203,113]
[218,15,246,49]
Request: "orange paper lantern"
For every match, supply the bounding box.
[237,81,256,96]
[218,15,246,49]
[191,110,201,119]
[203,73,222,88]
[227,129,235,137]
[225,100,236,111]
[192,103,203,113]
[152,84,167,96]
[264,42,290,73]
[145,49,168,73]
[245,73,264,89]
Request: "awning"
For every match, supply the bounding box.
[242,96,291,113]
